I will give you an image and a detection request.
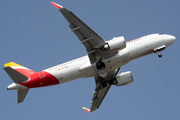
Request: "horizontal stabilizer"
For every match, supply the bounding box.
[18,89,29,103]
[4,67,29,83]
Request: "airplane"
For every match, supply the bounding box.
[4,2,176,113]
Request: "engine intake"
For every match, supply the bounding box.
[102,36,126,51]
[115,71,133,86]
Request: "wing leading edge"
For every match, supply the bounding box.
[50,2,117,64]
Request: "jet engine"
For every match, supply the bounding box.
[102,36,126,51]
[113,71,133,86]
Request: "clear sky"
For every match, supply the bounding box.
[0,0,180,120]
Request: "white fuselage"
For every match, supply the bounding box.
[43,34,175,84]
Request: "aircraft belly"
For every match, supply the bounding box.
[133,38,163,59]
[79,62,96,78]
[44,65,81,84]
[127,41,154,60]
[104,48,130,71]
[58,66,83,84]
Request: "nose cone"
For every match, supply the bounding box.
[171,35,176,43]
[164,35,176,47]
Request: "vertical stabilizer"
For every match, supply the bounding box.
[4,62,37,77]
[18,89,29,103]
[4,67,29,83]
[4,62,33,103]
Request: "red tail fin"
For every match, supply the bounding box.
[4,62,37,77]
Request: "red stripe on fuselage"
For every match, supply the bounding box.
[19,71,59,88]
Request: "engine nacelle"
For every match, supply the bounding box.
[102,36,126,51]
[115,71,133,86]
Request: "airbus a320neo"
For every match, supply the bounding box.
[4,2,176,112]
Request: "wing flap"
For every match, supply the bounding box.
[91,83,111,112]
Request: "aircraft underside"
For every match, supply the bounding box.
[4,2,176,113]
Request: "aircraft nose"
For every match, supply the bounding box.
[163,35,176,46]
[170,35,176,43]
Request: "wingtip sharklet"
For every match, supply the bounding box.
[50,2,63,9]
[82,107,90,113]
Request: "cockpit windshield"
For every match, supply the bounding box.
[158,33,164,35]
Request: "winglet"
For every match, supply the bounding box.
[82,107,90,113]
[50,2,63,9]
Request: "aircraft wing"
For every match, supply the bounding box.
[90,68,120,112]
[50,2,117,63]
[91,76,111,112]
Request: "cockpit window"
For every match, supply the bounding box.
[159,33,164,35]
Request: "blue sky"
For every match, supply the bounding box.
[1,0,180,119]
